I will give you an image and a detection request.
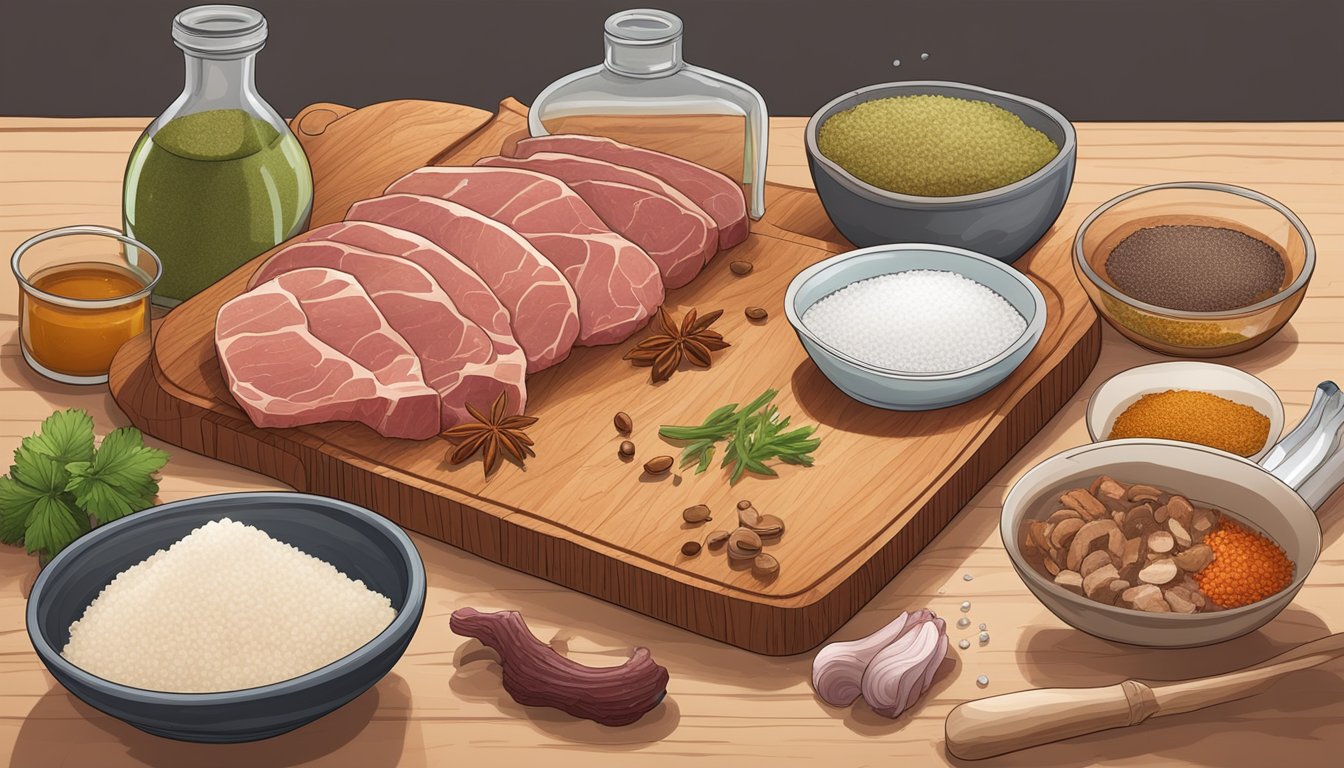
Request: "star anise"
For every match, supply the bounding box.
[623,307,731,383]
[442,392,537,477]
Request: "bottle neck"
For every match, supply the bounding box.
[182,51,259,107]
[604,36,684,78]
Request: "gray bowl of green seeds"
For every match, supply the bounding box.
[806,81,1076,262]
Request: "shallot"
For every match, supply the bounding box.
[860,615,948,718]
[810,609,934,707]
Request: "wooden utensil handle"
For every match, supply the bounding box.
[945,680,1159,760]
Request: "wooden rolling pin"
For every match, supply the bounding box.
[945,631,1344,760]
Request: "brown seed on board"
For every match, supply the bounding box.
[613,411,633,434]
[643,455,674,475]
[618,440,635,459]
[681,541,702,557]
[745,306,768,321]
[751,514,786,539]
[706,530,730,549]
[728,528,763,559]
[729,260,754,275]
[737,504,762,528]
[737,500,753,511]
[683,504,712,524]
[753,553,780,577]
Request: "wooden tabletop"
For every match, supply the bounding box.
[1,116,1341,768]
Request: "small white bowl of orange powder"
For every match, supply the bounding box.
[1086,361,1285,463]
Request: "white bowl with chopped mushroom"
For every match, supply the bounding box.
[1001,382,1344,647]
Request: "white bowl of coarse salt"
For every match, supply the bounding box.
[785,243,1047,410]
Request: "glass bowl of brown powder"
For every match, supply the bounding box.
[1073,182,1314,357]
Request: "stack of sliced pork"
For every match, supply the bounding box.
[216,134,751,439]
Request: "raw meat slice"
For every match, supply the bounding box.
[249,240,506,427]
[477,153,717,288]
[346,193,580,372]
[215,272,440,440]
[277,220,528,410]
[513,134,750,250]
[386,166,663,346]
[268,268,427,390]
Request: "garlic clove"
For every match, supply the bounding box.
[896,618,947,715]
[860,617,948,718]
[812,611,913,707]
[811,608,935,707]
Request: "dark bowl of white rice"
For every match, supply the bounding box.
[26,492,426,743]
[785,243,1047,410]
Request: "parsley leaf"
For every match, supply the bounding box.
[25,409,95,466]
[0,413,171,559]
[13,443,74,497]
[5,446,88,555]
[22,493,90,556]
[65,427,169,524]
[0,476,40,544]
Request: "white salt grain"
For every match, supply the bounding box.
[61,518,396,693]
[802,270,1026,373]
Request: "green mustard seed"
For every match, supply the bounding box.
[817,94,1059,197]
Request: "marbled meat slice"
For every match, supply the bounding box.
[215,271,440,439]
[386,166,663,346]
[513,134,750,250]
[276,220,528,412]
[346,193,580,372]
[249,240,503,428]
[477,153,717,289]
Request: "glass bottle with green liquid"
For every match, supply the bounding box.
[124,5,312,307]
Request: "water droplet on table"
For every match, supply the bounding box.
[978,623,987,631]
[976,674,990,687]
[960,601,971,612]
[979,631,990,644]
[958,639,971,650]
[957,617,970,629]
[963,573,974,581]
[921,52,930,61]
[892,58,902,67]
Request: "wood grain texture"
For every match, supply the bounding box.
[106,98,1100,655]
[1,115,1341,768]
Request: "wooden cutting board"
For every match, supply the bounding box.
[109,98,1101,655]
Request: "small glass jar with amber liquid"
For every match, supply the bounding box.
[11,225,162,385]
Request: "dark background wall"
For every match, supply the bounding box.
[4,0,1341,120]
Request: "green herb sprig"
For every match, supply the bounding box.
[658,390,820,484]
[0,410,169,559]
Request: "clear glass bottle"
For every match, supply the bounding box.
[123,5,312,307]
[530,9,768,219]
